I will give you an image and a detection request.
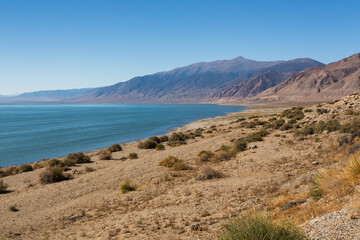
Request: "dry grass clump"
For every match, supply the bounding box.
[39,167,72,184]
[107,144,122,152]
[120,180,138,194]
[129,153,138,159]
[218,212,305,240]
[234,138,247,151]
[46,158,66,168]
[0,179,8,193]
[138,139,157,149]
[99,150,112,160]
[18,164,34,173]
[195,166,224,181]
[212,149,235,162]
[197,150,215,163]
[85,166,95,172]
[159,155,190,170]
[66,152,91,164]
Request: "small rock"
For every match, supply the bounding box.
[312,161,320,165]
[250,145,258,149]
[281,199,306,211]
[316,145,322,149]
[191,224,201,231]
[323,130,329,134]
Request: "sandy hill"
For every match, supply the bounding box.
[256,53,360,102]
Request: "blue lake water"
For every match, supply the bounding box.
[0,104,245,167]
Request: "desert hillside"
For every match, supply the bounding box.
[256,53,360,102]
[1,94,360,239]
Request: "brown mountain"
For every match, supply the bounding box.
[78,57,322,103]
[257,53,360,102]
[210,70,287,101]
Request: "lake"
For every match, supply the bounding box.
[0,103,245,167]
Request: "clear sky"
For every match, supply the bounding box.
[0,0,359,95]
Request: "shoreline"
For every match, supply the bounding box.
[1,103,252,169]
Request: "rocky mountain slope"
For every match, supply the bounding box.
[256,53,360,102]
[78,57,322,103]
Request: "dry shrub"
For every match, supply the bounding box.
[66,152,91,164]
[39,167,71,184]
[129,153,138,159]
[195,166,223,181]
[197,150,215,163]
[99,150,112,160]
[107,144,122,152]
[138,140,157,149]
[234,138,247,151]
[18,164,33,173]
[0,179,8,193]
[159,155,190,170]
[85,166,95,172]
[46,159,65,168]
[120,180,137,194]
[213,150,234,162]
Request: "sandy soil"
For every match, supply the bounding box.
[1,98,359,239]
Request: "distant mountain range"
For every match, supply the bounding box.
[0,56,323,103]
[2,53,360,104]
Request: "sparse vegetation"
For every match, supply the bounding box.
[129,153,138,159]
[85,166,95,172]
[120,180,138,194]
[0,179,8,193]
[195,166,223,181]
[66,152,91,164]
[197,150,215,163]
[107,144,122,152]
[159,155,190,170]
[155,143,165,150]
[99,150,112,160]
[39,167,71,184]
[234,138,247,151]
[138,140,157,149]
[218,212,305,240]
[18,164,33,173]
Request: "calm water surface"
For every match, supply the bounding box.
[0,104,245,167]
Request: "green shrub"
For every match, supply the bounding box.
[246,132,263,142]
[66,152,91,164]
[138,140,157,149]
[39,167,71,184]
[99,150,112,160]
[18,164,33,173]
[159,135,169,142]
[46,159,65,168]
[218,212,305,240]
[170,132,187,141]
[267,119,285,129]
[281,107,304,120]
[0,179,8,193]
[107,144,122,152]
[129,153,138,159]
[197,150,215,163]
[149,136,161,143]
[120,180,137,194]
[234,138,247,151]
[155,144,165,150]
[316,119,341,133]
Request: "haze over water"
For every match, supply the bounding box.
[0,103,245,167]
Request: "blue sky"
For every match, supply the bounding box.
[0,0,359,95]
